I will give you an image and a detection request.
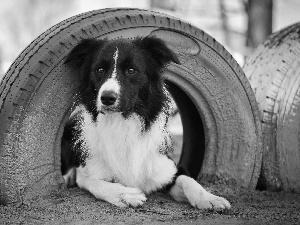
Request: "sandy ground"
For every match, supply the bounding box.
[1,182,300,225]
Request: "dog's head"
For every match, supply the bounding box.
[64,36,180,125]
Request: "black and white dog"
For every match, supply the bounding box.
[61,36,231,210]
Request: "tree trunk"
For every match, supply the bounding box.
[246,0,273,49]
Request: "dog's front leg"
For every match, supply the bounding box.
[77,173,147,207]
[169,175,231,210]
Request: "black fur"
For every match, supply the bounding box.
[61,113,89,184]
[131,37,180,128]
[64,39,107,121]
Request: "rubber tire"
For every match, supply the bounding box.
[0,8,262,205]
[244,22,300,193]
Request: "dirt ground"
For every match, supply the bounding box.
[1,182,300,225]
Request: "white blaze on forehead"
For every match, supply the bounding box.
[97,47,121,109]
[112,47,119,79]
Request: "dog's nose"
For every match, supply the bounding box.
[101,91,118,106]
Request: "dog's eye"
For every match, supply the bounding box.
[96,67,105,74]
[126,68,137,75]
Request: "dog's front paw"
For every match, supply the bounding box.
[187,189,231,211]
[177,176,231,211]
[108,186,147,208]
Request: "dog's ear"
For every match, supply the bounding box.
[133,36,180,67]
[64,38,106,70]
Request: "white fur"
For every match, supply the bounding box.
[73,107,177,206]
[76,109,176,192]
[112,47,119,79]
[97,48,120,110]
[169,175,231,210]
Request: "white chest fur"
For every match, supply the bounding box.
[75,108,177,194]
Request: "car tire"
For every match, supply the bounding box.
[0,8,262,205]
[244,22,300,192]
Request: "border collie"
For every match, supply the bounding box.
[61,36,231,210]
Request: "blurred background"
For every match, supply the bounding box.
[0,0,300,77]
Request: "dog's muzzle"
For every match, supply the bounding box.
[98,78,120,113]
[101,90,118,106]
[99,90,120,114]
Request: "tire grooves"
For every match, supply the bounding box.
[203,33,261,134]
[199,34,262,175]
